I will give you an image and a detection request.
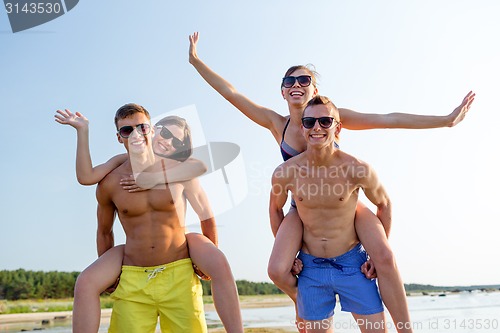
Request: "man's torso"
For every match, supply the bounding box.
[101,161,190,266]
[287,150,368,257]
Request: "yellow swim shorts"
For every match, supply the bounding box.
[108,258,207,333]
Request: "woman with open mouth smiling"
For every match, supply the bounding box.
[188,31,475,333]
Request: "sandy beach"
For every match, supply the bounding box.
[2,292,499,332]
[0,295,296,332]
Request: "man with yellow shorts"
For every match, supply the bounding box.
[95,104,212,332]
[109,259,206,332]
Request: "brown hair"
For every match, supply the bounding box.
[282,64,319,88]
[155,115,192,162]
[303,95,339,122]
[114,103,151,129]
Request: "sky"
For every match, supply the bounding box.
[1,0,499,286]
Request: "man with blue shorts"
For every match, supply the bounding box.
[270,95,389,332]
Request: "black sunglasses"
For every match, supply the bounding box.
[301,117,337,129]
[156,126,185,149]
[117,123,151,138]
[281,75,312,88]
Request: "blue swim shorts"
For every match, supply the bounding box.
[297,243,383,320]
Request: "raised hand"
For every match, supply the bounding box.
[188,32,200,64]
[448,91,475,127]
[54,109,89,130]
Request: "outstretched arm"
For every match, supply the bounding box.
[184,178,218,246]
[189,32,284,137]
[55,109,126,185]
[340,91,475,130]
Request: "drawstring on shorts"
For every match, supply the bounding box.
[145,266,166,280]
[313,258,344,271]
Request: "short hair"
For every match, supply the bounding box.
[114,103,151,129]
[155,115,192,162]
[303,95,340,122]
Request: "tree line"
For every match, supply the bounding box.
[7,269,495,301]
[0,269,283,300]
[0,269,79,300]
[202,279,282,296]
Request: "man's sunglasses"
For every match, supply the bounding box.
[281,75,312,88]
[301,117,338,129]
[117,123,151,138]
[156,126,185,149]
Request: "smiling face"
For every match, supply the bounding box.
[281,67,318,108]
[116,112,153,155]
[153,124,185,157]
[152,116,193,162]
[302,103,341,149]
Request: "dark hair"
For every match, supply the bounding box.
[155,115,192,162]
[303,95,340,121]
[114,103,151,129]
[282,64,319,88]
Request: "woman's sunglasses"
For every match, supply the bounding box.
[156,126,185,149]
[117,123,151,138]
[301,117,337,129]
[281,75,312,88]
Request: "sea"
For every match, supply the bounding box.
[2,291,499,332]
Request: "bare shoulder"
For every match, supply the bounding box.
[335,150,374,179]
[97,162,126,191]
[267,113,289,142]
[272,153,305,182]
[337,150,368,166]
[273,113,289,129]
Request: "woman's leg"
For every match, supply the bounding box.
[267,207,305,332]
[355,202,413,333]
[73,245,124,333]
[186,233,243,333]
[351,312,387,333]
[267,207,303,302]
[302,317,334,333]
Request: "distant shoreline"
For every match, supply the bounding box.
[0,295,295,331]
[2,291,499,332]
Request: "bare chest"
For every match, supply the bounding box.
[291,166,360,208]
[111,183,185,218]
